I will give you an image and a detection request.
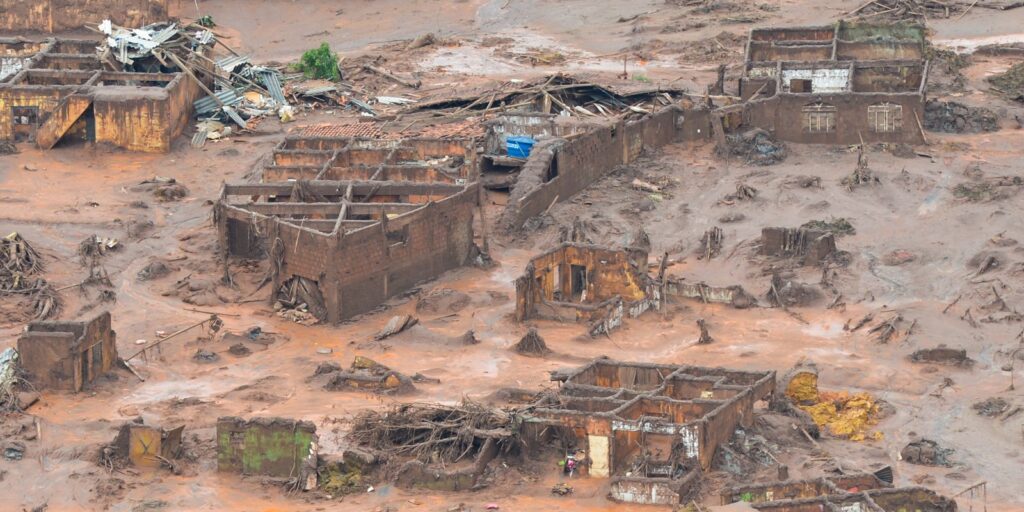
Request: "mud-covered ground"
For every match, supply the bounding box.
[1,0,1024,510]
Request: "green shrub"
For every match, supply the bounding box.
[298,43,339,81]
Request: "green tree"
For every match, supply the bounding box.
[298,43,339,81]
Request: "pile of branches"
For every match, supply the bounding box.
[348,401,521,464]
[1,233,60,319]
[849,0,968,20]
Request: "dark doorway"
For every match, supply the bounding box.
[570,265,587,302]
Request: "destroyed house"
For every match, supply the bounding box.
[722,475,958,511]
[216,136,480,324]
[16,311,118,392]
[731,22,928,144]
[526,360,775,506]
[514,243,658,335]
[0,36,208,152]
[514,242,758,334]
[0,0,168,33]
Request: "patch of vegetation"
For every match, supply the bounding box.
[802,217,856,237]
[318,465,363,496]
[297,43,340,81]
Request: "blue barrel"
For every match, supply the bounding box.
[506,136,536,159]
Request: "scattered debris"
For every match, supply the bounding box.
[842,151,881,191]
[78,235,119,264]
[924,100,1000,133]
[375,315,419,340]
[910,346,974,366]
[901,438,953,466]
[415,289,471,314]
[137,260,172,281]
[973,397,1010,417]
[717,128,786,166]
[514,328,551,356]
[0,141,17,155]
[0,348,25,411]
[551,482,574,496]
[952,175,1023,202]
[3,441,25,461]
[851,0,970,21]
[318,357,415,394]
[192,349,219,363]
[768,273,822,308]
[868,313,905,343]
[228,344,252,357]
[987,62,1024,102]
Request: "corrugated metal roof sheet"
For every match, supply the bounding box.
[258,69,287,105]
[194,88,243,115]
[217,55,249,73]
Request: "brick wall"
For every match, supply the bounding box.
[219,184,479,324]
[744,92,925,144]
[500,106,688,230]
[0,0,167,32]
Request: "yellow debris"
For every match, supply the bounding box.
[799,390,883,441]
[785,371,820,405]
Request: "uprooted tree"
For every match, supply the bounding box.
[347,400,522,467]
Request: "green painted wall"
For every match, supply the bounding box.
[217,418,316,477]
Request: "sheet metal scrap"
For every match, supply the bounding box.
[98,20,212,67]
[413,73,684,118]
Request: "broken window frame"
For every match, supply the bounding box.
[867,102,903,133]
[801,102,837,134]
[11,105,39,125]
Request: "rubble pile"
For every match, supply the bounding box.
[415,73,686,120]
[783,364,883,441]
[988,62,1024,102]
[717,128,786,166]
[924,100,1000,133]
